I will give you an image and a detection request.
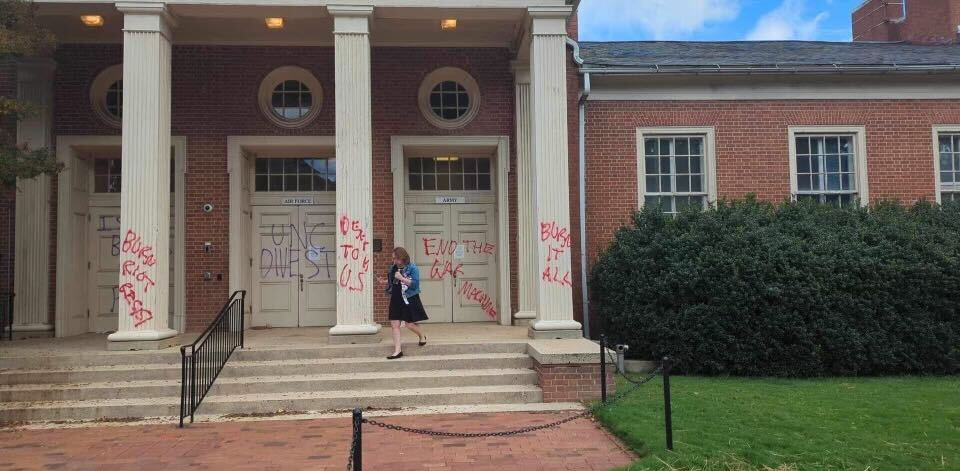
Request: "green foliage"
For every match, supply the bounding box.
[595,376,960,470]
[592,198,960,376]
[0,0,60,189]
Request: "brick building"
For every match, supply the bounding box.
[3,0,960,348]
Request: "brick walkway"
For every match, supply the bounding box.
[0,412,634,470]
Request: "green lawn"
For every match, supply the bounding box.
[592,376,960,471]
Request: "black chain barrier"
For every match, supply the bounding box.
[344,340,672,471]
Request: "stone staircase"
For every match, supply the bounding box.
[0,341,543,423]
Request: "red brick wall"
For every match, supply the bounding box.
[535,360,615,402]
[583,99,959,295]
[854,0,960,44]
[51,44,516,330]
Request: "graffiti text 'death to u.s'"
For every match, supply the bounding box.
[260,222,335,280]
[540,221,573,288]
[338,214,370,293]
[118,229,158,328]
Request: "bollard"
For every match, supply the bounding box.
[599,335,607,403]
[662,356,673,451]
[615,344,629,374]
[352,407,363,471]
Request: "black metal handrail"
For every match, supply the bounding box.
[179,290,245,427]
[1,293,13,341]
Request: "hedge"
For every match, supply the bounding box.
[592,198,960,377]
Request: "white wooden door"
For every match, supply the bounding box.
[451,204,498,322]
[405,203,497,323]
[87,206,176,333]
[253,205,336,327]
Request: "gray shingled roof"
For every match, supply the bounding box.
[579,41,960,70]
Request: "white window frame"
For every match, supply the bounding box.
[788,126,869,207]
[257,66,324,129]
[89,64,123,128]
[932,125,960,204]
[417,67,481,130]
[636,127,718,212]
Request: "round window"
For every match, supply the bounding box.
[89,65,123,128]
[258,66,323,128]
[418,68,480,130]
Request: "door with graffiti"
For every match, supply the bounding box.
[252,205,337,327]
[87,206,176,333]
[406,204,498,323]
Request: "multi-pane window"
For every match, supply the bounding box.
[794,135,858,207]
[937,133,960,202]
[94,159,175,193]
[642,136,707,214]
[105,80,122,119]
[271,80,313,121]
[254,158,336,192]
[408,157,491,191]
[429,81,470,121]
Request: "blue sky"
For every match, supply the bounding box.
[579,0,864,42]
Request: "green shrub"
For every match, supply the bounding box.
[592,198,960,376]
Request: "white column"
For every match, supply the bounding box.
[512,63,537,325]
[328,5,380,343]
[528,6,582,339]
[107,2,177,349]
[12,59,56,336]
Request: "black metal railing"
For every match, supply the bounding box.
[0,293,13,341]
[179,290,245,427]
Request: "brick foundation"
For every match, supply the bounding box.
[534,359,615,403]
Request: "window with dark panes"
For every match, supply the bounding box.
[794,135,858,207]
[937,133,960,202]
[641,136,707,214]
[94,159,176,193]
[408,157,491,191]
[254,158,336,192]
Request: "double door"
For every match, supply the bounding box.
[405,203,498,323]
[253,205,337,327]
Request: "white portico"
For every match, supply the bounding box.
[17,0,584,349]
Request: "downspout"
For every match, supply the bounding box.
[567,36,591,339]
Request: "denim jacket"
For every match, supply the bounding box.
[385,262,421,298]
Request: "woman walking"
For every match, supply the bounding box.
[385,247,428,359]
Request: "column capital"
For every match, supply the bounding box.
[528,6,571,35]
[328,5,373,35]
[116,2,176,38]
[511,61,530,84]
[16,58,56,82]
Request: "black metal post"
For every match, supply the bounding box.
[179,347,187,428]
[240,290,246,349]
[352,407,363,471]
[662,356,673,451]
[190,347,197,424]
[599,334,607,403]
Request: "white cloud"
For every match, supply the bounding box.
[746,0,830,41]
[579,0,740,41]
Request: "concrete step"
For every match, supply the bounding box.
[0,385,543,423]
[0,342,528,370]
[0,353,533,385]
[0,369,538,402]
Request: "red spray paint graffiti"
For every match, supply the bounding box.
[338,214,370,292]
[458,281,498,320]
[539,221,573,288]
[117,229,159,328]
[421,237,497,281]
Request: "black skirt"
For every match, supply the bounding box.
[388,283,429,323]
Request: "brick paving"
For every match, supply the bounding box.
[0,412,634,470]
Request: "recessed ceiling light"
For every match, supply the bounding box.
[265,17,284,29]
[436,156,460,162]
[80,15,104,27]
[441,19,457,31]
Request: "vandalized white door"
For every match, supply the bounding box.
[87,206,175,333]
[406,203,498,323]
[253,205,336,327]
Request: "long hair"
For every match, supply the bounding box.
[393,246,411,265]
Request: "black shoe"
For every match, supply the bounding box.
[387,352,403,360]
[418,336,427,347]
